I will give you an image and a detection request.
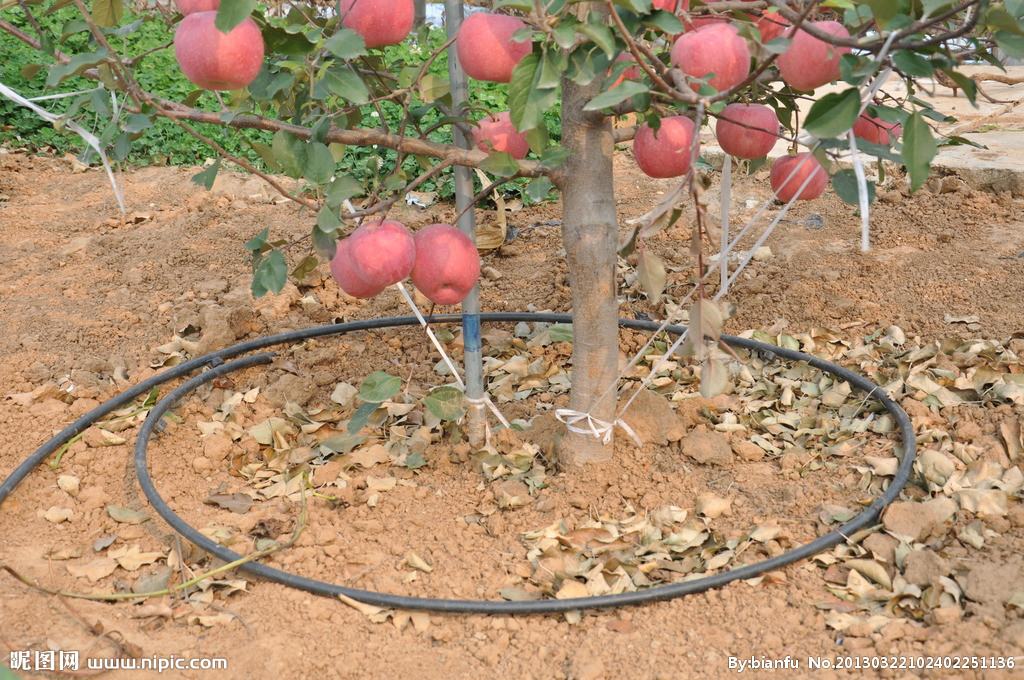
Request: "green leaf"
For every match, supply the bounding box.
[323,28,367,59]
[92,0,123,27]
[252,250,287,297]
[424,385,466,422]
[539,147,573,169]
[304,142,336,184]
[549,323,573,343]
[418,74,450,101]
[636,249,667,300]
[901,111,937,194]
[215,0,257,33]
[1006,0,1024,18]
[317,205,344,233]
[831,168,877,206]
[191,159,222,190]
[642,10,684,34]
[347,401,381,434]
[525,176,552,202]
[803,87,861,139]
[244,227,269,252]
[891,51,933,77]
[323,65,370,104]
[585,80,647,111]
[577,23,616,56]
[46,49,108,88]
[493,0,534,9]
[0,661,20,680]
[325,174,363,210]
[312,223,337,261]
[358,371,402,403]
[478,151,520,178]
[509,54,558,132]
[123,113,153,133]
[995,30,1024,59]
[272,130,307,179]
[861,0,897,27]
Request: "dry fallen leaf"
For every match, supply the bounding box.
[66,557,118,582]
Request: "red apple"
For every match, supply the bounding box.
[456,13,532,84]
[670,23,750,93]
[338,0,414,49]
[652,0,689,11]
[177,0,219,14]
[753,11,789,43]
[633,115,699,179]
[776,21,851,91]
[609,53,642,89]
[174,11,264,91]
[770,153,828,202]
[472,111,529,159]
[716,103,779,159]
[411,224,481,305]
[852,113,902,145]
[330,238,385,299]
[346,219,416,288]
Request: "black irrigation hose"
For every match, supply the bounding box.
[4,313,917,615]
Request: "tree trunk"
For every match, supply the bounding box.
[554,77,620,466]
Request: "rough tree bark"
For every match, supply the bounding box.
[553,75,621,466]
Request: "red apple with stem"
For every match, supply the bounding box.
[337,0,414,49]
[174,11,264,91]
[776,21,851,91]
[330,238,386,299]
[411,224,481,305]
[456,12,532,84]
[852,113,902,145]
[716,103,780,159]
[346,219,416,288]
[670,23,751,93]
[472,111,529,159]
[177,0,219,14]
[633,115,699,179]
[770,153,828,202]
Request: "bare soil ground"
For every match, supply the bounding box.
[1,144,1023,680]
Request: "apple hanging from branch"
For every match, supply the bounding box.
[173,11,265,91]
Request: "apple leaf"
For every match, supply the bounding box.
[642,10,684,35]
[92,0,123,28]
[576,23,616,56]
[215,0,257,34]
[358,371,402,403]
[493,0,534,9]
[862,0,898,28]
[323,65,369,105]
[584,81,648,111]
[304,142,336,185]
[636,250,667,300]
[45,49,108,88]
[191,159,221,190]
[347,401,381,434]
[323,28,367,60]
[891,51,933,77]
[803,87,861,140]
[424,386,466,422]
[272,130,307,179]
[525,176,553,203]
[995,30,1024,58]
[549,324,573,343]
[251,250,287,297]
[478,151,520,178]
[831,168,877,206]
[901,111,937,194]
[1005,0,1024,17]
[509,54,558,132]
[325,174,363,210]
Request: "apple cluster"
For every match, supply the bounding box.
[330,221,481,306]
[620,3,902,203]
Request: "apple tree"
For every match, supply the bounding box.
[1,0,1022,466]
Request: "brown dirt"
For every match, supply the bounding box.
[1,148,1023,680]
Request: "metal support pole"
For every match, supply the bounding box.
[444,0,487,445]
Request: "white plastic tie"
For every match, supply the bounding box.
[555,409,642,447]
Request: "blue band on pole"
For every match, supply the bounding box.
[462,311,481,353]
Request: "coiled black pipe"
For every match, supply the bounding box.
[4,313,916,614]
